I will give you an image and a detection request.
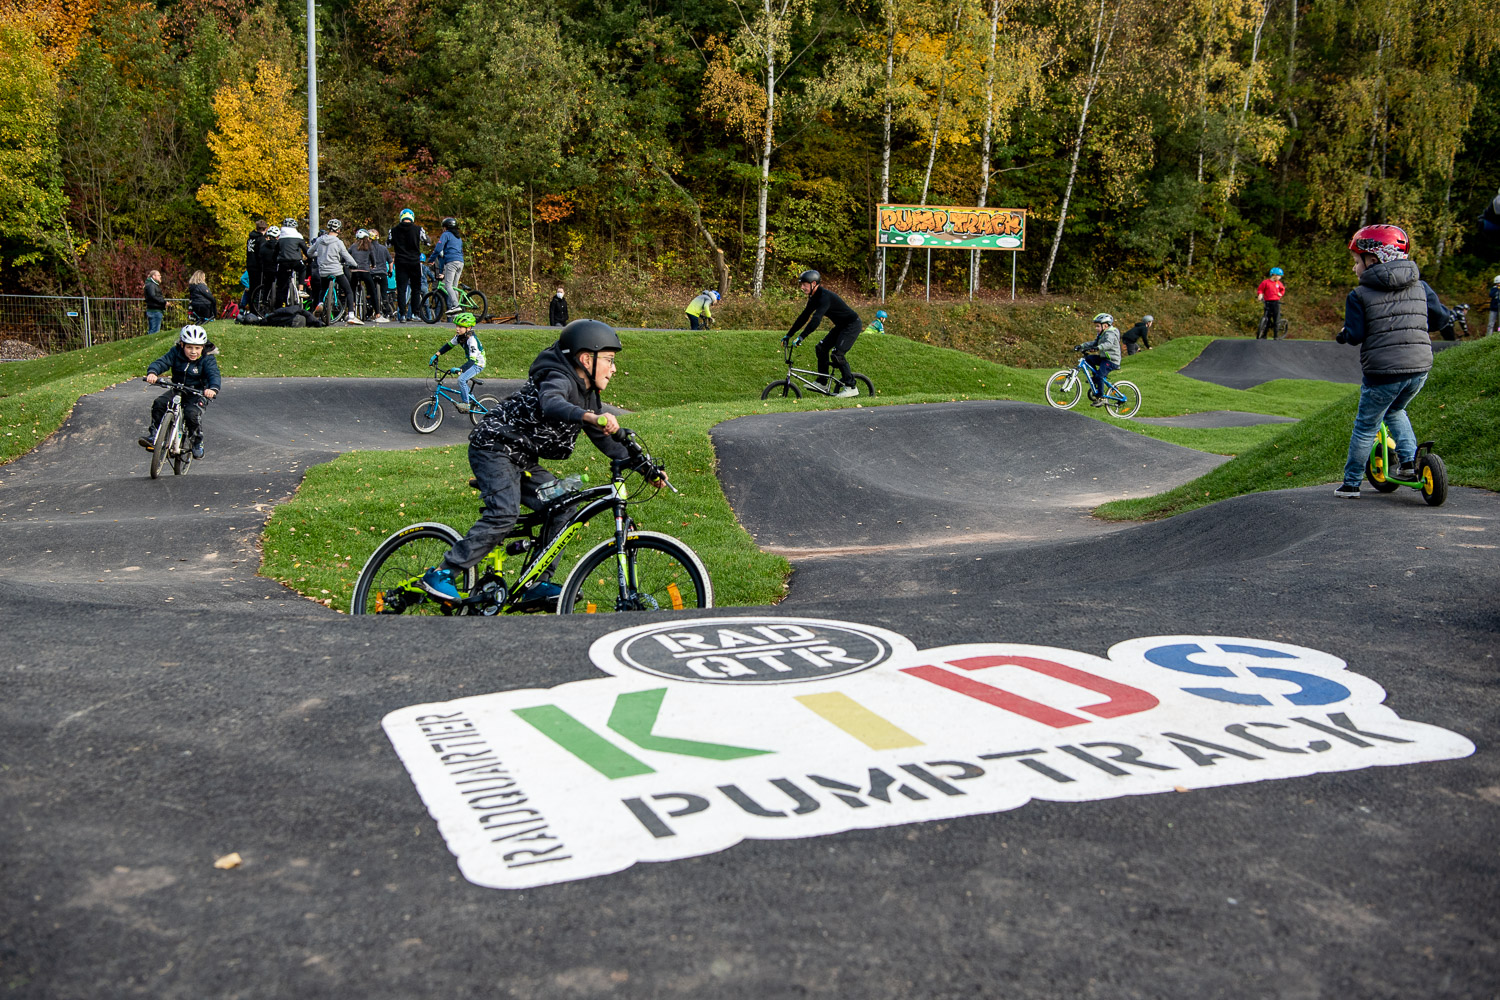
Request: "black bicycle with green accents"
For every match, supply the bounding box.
[350,429,712,616]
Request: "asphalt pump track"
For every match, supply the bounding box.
[2,379,1496,999]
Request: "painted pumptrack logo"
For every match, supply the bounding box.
[383,617,1474,890]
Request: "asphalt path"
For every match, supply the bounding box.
[1180,337,1461,388]
[2,379,1497,999]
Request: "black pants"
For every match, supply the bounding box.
[1124,332,1149,355]
[395,261,422,318]
[274,262,302,308]
[351,270,383,314]
[151,391,205,441]
[816,324,860,387]
[443,448,569,581]
[247,267,265,308]
[312,272,354,317]
[1260,300,1281,338]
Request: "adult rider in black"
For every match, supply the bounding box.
[783,269,863,397]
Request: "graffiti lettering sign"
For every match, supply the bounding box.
[383,618,1472,890]
[877,204,1026,250]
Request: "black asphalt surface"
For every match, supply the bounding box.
[1181,337,1461,388]
[3,380,1498,999]
[1136,409,1299,428]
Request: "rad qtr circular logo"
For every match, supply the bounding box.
[598,618,906,685]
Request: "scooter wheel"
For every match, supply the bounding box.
[1364,457,1401,493]
[1419,453,1448,507]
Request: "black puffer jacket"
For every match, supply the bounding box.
[1341,260,1441,379]
[470,343,630,464]
[147,342,222,392]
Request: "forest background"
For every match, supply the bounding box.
[6,0,1500,334]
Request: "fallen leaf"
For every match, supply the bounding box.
[214,852,242,869]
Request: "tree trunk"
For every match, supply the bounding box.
[656,165,732,295]
[1214,0,1273,251]
[1275,0,1298,239]
[879,10,895,295]
[751,0,777,297]
[1433,165,1454,275]
[972,0,1003,294]
[1359,33,1386,228]
[897,2,964,295]
[1040,0,1120,295]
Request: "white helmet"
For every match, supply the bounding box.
[266,225,281,238]
[355,228,368,239]
[1492,275,1500,285]
[179,324,208,345]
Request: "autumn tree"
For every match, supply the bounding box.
[196,60,308,280]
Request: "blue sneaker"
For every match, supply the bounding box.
[419,566,462,601]
[520,581,562,604]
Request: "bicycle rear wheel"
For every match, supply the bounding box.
[469,395,500,426]
[1045,370,1083,409]
[350,523,473,615]
[172,443,191,475]
[761,379,801,400]
[1104,380,1141,419]
[847,373,875,397]
[558,532,712,614]
[461,288,489,321]
[412,396,444,434]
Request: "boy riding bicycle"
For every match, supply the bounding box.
[1077,313,1122,406]
[1333,225,1447,498]
[783,269,863,397]
[430,312,485,412]
[419,319,654,606]
[139,324,220,459]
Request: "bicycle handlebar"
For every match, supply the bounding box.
[143,377,209,398]
[608,428,677,493]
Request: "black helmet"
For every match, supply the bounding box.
[442,217,458,231]
[798,269,821,284]
[559,319,622,358]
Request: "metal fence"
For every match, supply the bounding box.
[0,294,191,356]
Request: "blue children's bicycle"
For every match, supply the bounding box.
[411,361,500,433]
[1045,349,1142,418]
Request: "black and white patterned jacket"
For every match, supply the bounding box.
[470,342,630,465]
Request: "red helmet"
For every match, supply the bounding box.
[1348,224,1410,262]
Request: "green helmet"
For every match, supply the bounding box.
[453,312,476,328]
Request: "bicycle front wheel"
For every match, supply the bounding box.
[470,395,500,426]
[412,396,444,434]
[848,373,875,397]
[558,531,713,614]
[761,379,801,400]
[1045,370,1083,409]
[350,523,473,615]
[1105,381,1141,419]
[421,291,447,324]
[149,411,175,479]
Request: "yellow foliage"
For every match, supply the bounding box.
[196,60,308,281]
[0,0,97,65]
[700,36,771,146]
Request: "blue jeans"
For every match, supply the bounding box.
[1082,355,1117,394]
[1341,373,1428,487]
[457,360,482,403]
[147,310,163,335]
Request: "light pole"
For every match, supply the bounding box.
[306,0,319,235]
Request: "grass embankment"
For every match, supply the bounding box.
[1097,336,1500,520]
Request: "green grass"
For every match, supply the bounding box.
[1097,336,1500,519]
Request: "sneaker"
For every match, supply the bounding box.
[454,402,471,413]
[520,581,562,604]
[445,305,461,316]
[1396,462,1417,480]
[347,315,365,325]
[835,386,859,398]
[191,439,204,460]
[419,566,462,601]
[374,315,390,324]
[1091,398,1105,407]
[138,428,157,450]
[1334,484,1361,499]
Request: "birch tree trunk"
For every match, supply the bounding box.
[971,0,1003,294]
[879,9,896,295]
[1039,0,1121,295]
[1213,0,1273,251]
[896,2,965,295]
[751,0,780,297]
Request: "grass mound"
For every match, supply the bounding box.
[1097,336,1500,519]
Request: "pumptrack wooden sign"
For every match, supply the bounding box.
[384,618,1473,890]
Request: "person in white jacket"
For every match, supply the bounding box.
[308,219,363,324]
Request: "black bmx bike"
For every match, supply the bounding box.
[350,429,712,616]
[761,339,875,400]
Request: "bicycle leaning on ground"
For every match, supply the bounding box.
[761,338,875,399]
[351,428,712,616]
[142,378,207,479]
[1044,349,1142,418]
[1256,303,1289,340]
[419,262,489,324]
[410,360,502,433]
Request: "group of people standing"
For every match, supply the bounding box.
[241,211,465,323]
